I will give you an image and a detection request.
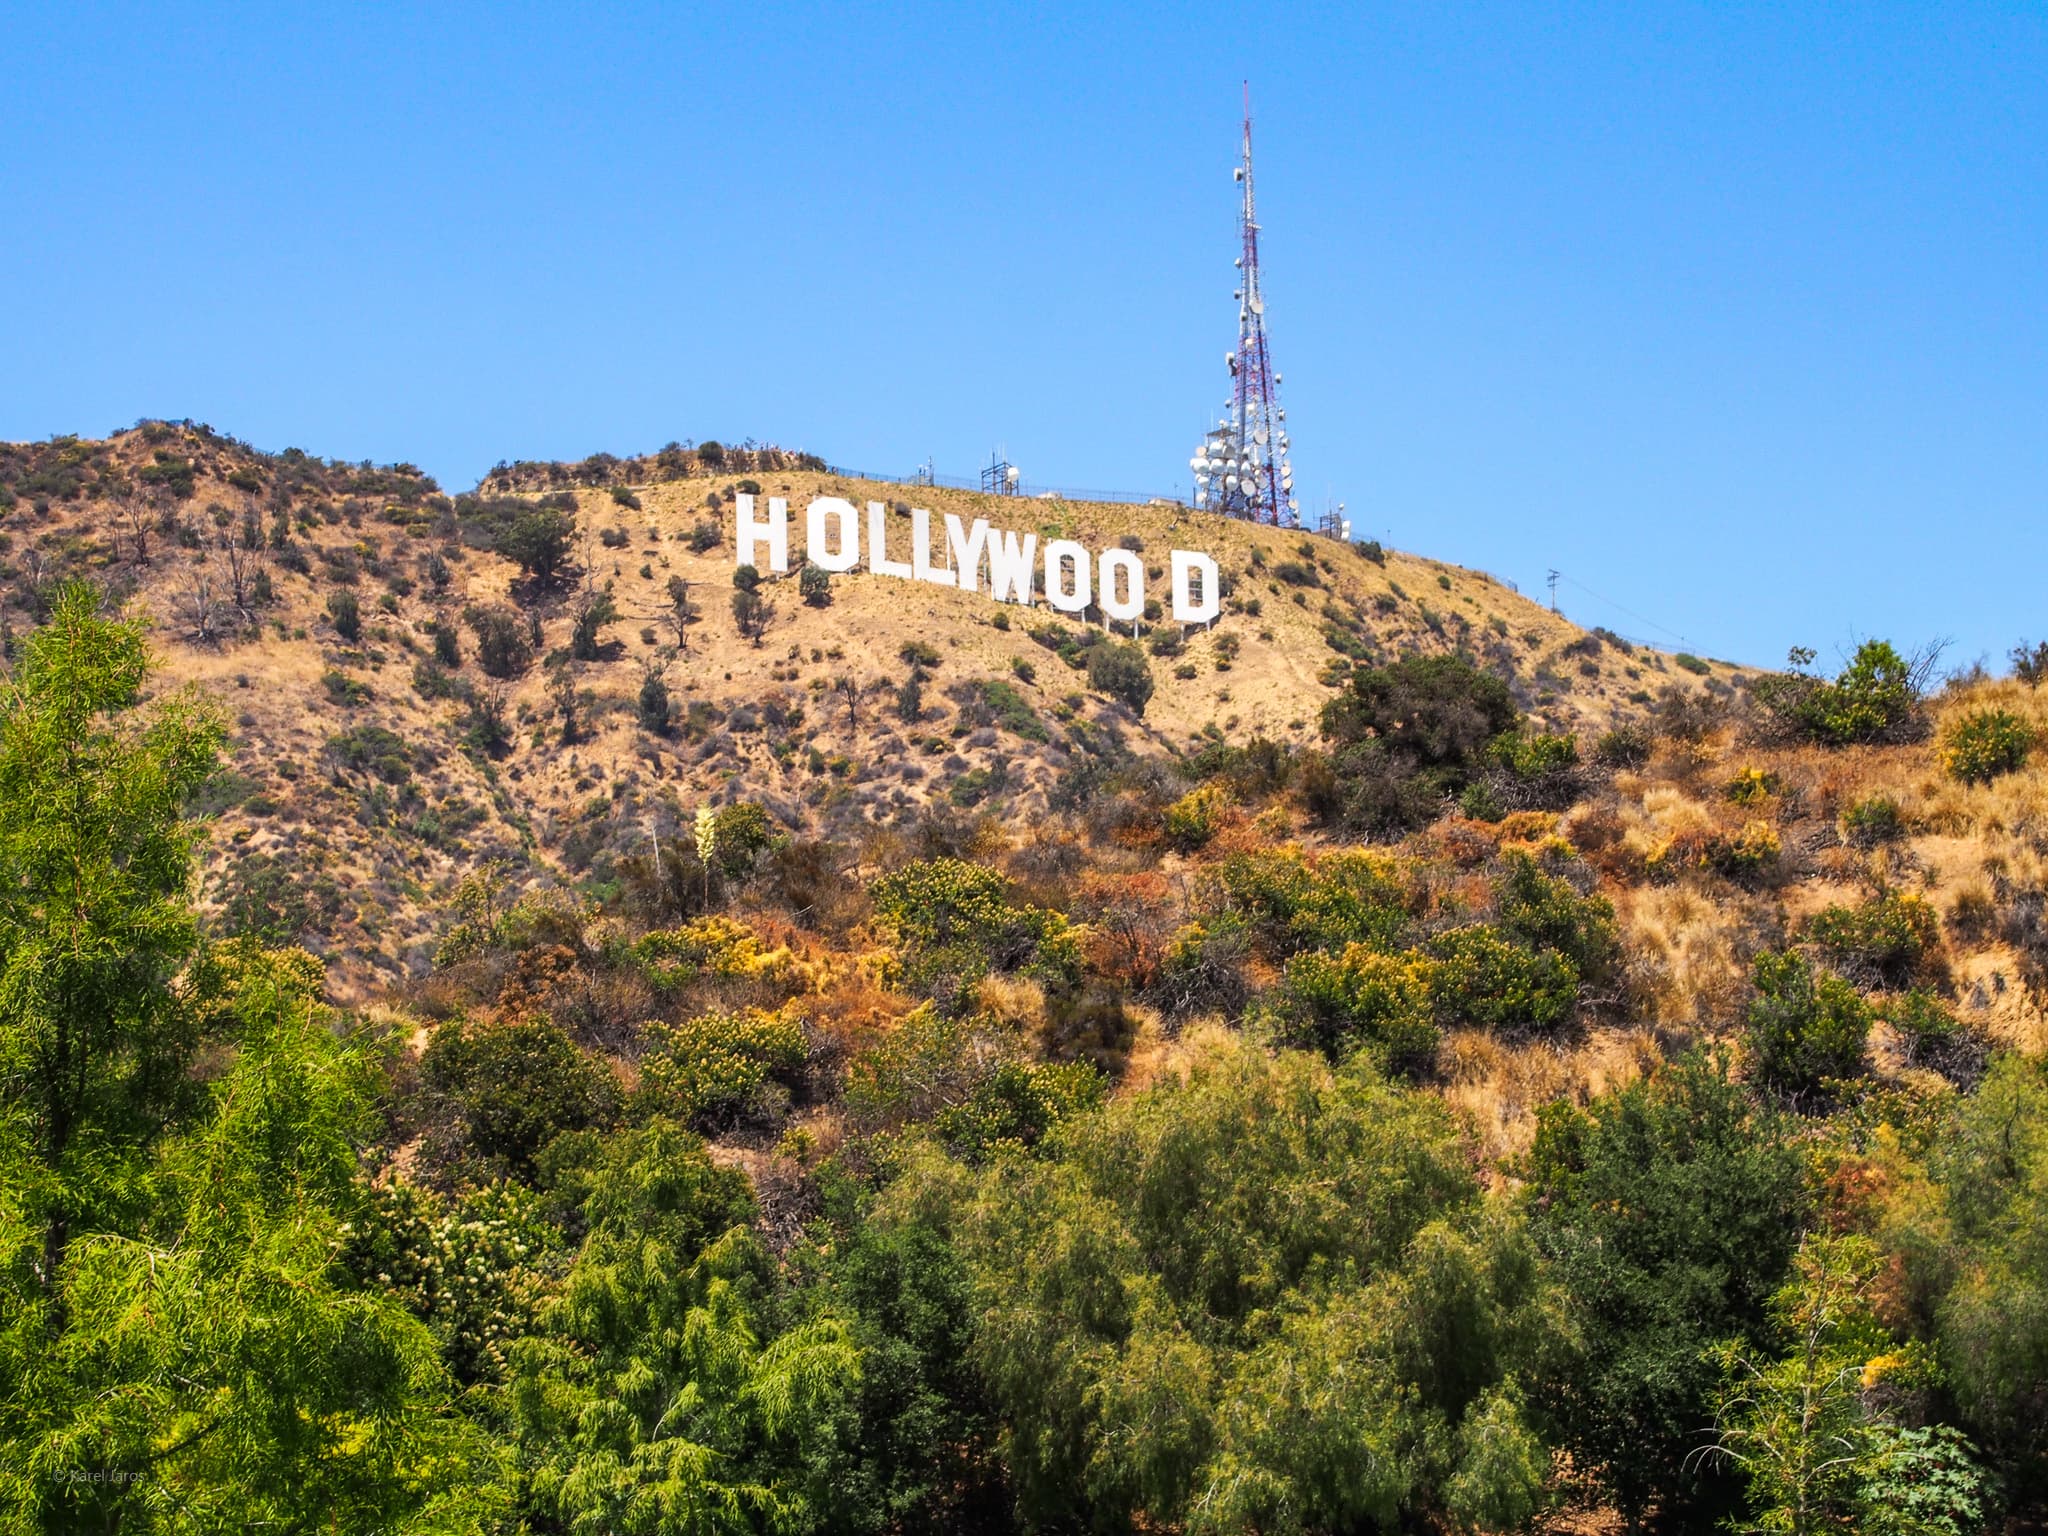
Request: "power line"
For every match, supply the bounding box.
[1553,572,1693,647]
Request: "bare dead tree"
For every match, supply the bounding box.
[178,562,226,645]
[218,531,259,626]
[834,674,866,731]
[115,495,152,566]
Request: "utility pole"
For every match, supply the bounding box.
[1547,569,1560,613]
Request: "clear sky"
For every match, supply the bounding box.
[3,3,2042,668]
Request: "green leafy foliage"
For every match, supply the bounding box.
[1745,949,1874,1096]
[1525,1051,1810,1523]
[1320,653,1521,834]
[422,1014,620,1176]
[957,1036,1558,1533]
[871,859,1081,1011]
[639,1006,807,1130]
[1086,639,1155,715]
[496,501,577,588]
[1884,1055,2048,1494]
[1808,890,1940,987]
[1758,640,1923,746]
[1939,707,2033,784]
[506,1122,860,1534]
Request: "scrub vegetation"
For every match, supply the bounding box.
[0,423,2044,1532]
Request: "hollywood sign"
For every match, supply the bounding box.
[731,495,1222,625]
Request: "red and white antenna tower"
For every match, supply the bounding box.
[1190,83,1298,527]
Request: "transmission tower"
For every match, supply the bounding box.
[1190,84,1298,528]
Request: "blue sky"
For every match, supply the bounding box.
[3,3,2042,668]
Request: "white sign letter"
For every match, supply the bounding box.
[911,508,954,586]
[987,528,1038,605]
[1045,539,1091,615]
[735,493,788,574]
[866,501,913,579]
[1170,550,1221,624]
[1098,548,1144,623]
[945,514,991,594]
[805,497,860,572]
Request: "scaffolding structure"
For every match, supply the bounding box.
[1190,85,1298,527]
[980,449,1020,496]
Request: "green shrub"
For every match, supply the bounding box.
[932,1057,1104,1162]
[433,624,461,667]
[1807,891,1939,987]
[798,562,832,606]
[1594,725,1653,767]
[466,604,533,678]
[871,858,1082,1009]
[1723,766,1781,804]
[1147,913,1252,1019]
[1882,988,1967,1069]
[636,671,671,734]
[1840,794,1904,847]
[1743,949,1871,1097]
[1162,784,1229,852]
[978,678,1046,740]
[1321,654,1520,835]
[1424,925,1579,1033]
[327,725,415,785]
[1086,640,1155,715]
[422,1015,620,1175]
[1494,851,1618,983]
[1758,640,1922,746]
[325,589,361,642]
[639,1006,806,1129]
[320,669,369,707]
[1938,707,2032,784]
[1271,945,1440,1072]
[1673,653,1710,675]
[1488,727,1579,780]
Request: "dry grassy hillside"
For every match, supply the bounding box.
[0,422,1740,996]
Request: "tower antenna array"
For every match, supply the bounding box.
[1190,83,1299,528]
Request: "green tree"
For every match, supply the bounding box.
[1884,1054,2048,1501]
[959,1035,1559,1533]
[1526,1049,1810,1525]
[799,562,832,606]
[496,502,577,588]
[1,941,507,1528]
[0,584,222,1314]
[506,1122,860,1534]
[571,581,619,660]
[1320,653,1520,834]
[637,669,672,734]
[1707,1233,1955,1536]
[732,586,772,645]
[1086,640,1155,715]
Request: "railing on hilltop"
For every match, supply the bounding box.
[820,464,1186,509]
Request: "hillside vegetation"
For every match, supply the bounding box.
[1,421,2045,1534]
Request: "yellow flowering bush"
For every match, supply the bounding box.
[639,1004,807,1128]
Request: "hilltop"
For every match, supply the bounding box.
[0,421,1740,996]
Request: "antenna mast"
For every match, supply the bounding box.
[1190,83,1298,527]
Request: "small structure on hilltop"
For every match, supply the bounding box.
[1190,84,1299,528]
